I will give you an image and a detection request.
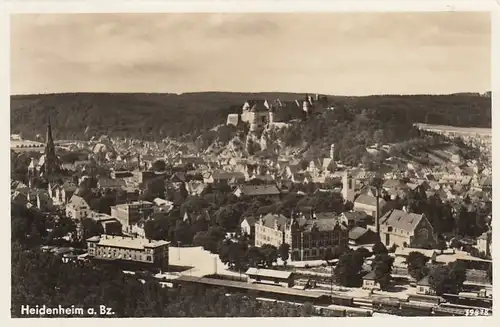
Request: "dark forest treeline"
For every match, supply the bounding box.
[10,92,491,141]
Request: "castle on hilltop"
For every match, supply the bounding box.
[226,94,329,133]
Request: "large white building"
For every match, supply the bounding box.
[87,234,170,271]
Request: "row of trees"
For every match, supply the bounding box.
[398,186,491,240]
[405,251,468,295]
[333,243,394,289]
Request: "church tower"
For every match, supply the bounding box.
[43,115,58,177]
[342,171,356,202]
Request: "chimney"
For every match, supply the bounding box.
[315,94,320,101]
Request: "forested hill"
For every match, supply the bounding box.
[10,92,491,141]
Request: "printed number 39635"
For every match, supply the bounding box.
[466,309,490,316]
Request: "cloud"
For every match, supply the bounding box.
[10,12,490,95]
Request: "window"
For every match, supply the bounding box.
[147,255,152,262]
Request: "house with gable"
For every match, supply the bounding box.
[51,180,78,205]
[66,194,91,220]
[353,193,390,218]
[379,209,436,248]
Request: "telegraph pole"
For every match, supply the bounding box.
[177,241,181,261]
[330,264,334,297]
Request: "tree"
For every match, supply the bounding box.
[260,244,278,268]
[151,160,166,172]
[228,241,249,272]
[323,247,335,263]
[332,246,345,259]
[174,221,194,245]
[371,253,394,290]
[388,243,398,253]
[334,251,364,287]
[214,206,241,231]
[372,241,388,256]
[218,239,232,266]
[81,218,104,241]
[436,240,447,254]
[247,246,265,268]
[141,176,166,201]
[278,243,290,267]
[405,251,430,282]
[354,247,372,258]
[428,261,466,295]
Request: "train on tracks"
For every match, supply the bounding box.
[171,276,491,317]
[371,294,492,316]
[172,275,364,310]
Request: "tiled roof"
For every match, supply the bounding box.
[260,213,288,230]
[349,227,369,240]
[380,209,424,233]
[301,217,348,232]
[236,184,281,196]
[87,235,169,250]
[246,268,292,279]
[98,178,126,188]
[354,194,387,207]
[363,270,376,280]
[212,171,245,180]
[417,275,430,286]
[342,211,369,222]
[67,195,88,208]
[241,216,257,227]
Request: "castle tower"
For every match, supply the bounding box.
[342,171,356,202]
[43,115,58,177]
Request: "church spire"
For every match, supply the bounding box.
[44,113,57,176]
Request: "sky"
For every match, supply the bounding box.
[10,12,491,95]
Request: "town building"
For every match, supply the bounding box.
[233,184,281,199]
[240,216,257,240]
[340,211,371,229]
[474,230,492,256]
[254,213,349,261]
[27,115,62,183]
[86,234,169,271]
[416,276,435,295]
[353,193,389,218]
[88,211,122,235]
[246,267,295,288]
[379,209,436,248]
[349,227,379,246]
[362,271,380,290]
[49,181,77,205]
[66,194,91,220]
[110,201,155,233]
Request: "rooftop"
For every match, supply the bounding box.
[236,184,281,196]
[349,227,369,240]
[245,267,293,279]
[174,276,327,299]
[380,209,425,233]
[87,235,169,250]
[354,193,388,208]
